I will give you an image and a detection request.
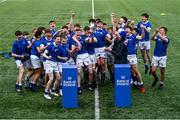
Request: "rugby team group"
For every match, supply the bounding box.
[11,13,170,99]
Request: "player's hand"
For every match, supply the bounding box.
[20,55,24,58]
[155,28,159,33]
[24,54,30,60]
[71,12,75,19]
[45,45,50,49]
[115,31,119,36]
[20,55,26,62]
[32,39,36,43]
[71,46,78,53]
[140,24,145,29]
[58,29,63,32]
[63,57,68,61]
[111,13,115,17]
[75,46,80,51]
[76,40,82,49]
[68,49,71,53]
[104,47,112,51]
[114,18,118,24]
[130,19,135,25]
[48,56,52,59]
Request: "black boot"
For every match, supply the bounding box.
[145,65,149,74]
[92,80,97,89]
[101,72,105,84]
[152,77,159,87]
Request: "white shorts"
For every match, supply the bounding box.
[95,47,106,59]
[15,60,24,68]
[45,60,59,73]
[151,56,167,68]
[24,59,32,69]
[58,62,62,73]
[30,55,42,69]
[58,62,69,73]
[127,55,138,65]
[139,41,150,50]
[89,54,97,65]
[76,53,90,67]
[43,61,47,70]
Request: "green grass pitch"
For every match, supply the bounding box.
[0,0,180,119]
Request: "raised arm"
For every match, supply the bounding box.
[69,13,75,31]
[42,49,51,60]
[157,33,168,42]
[141,24,151,33]
[151,28,159,41]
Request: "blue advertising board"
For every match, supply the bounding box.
[114,64,131,107]
[62,65,78,108]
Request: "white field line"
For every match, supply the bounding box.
[3,0,28,2]
[92,0,100,119]
[95,85,100,120]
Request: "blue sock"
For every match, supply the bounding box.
[19,85,22,90]
[131,75,138,85]
[15,84,19,89]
